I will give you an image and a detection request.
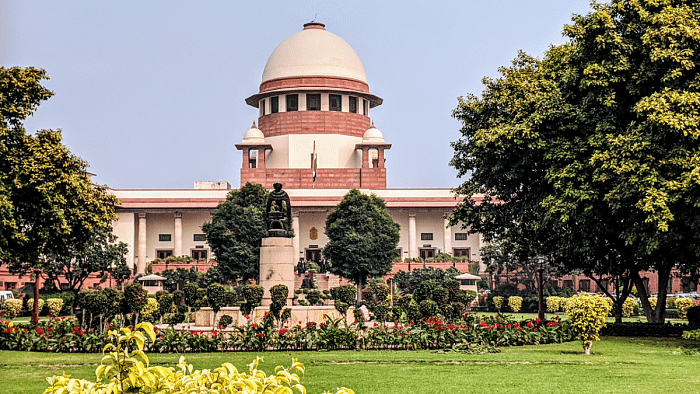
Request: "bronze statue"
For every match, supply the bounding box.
[266,182,292,237]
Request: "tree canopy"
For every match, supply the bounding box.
[451,0,700,322]
[0,66,119,275]
[323,189,400,294]
[202,183,268,283]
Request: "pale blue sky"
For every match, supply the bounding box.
[2,1,592,190]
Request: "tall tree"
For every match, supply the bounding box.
[42,225,128,293]
[451,0,700,323]
[323,189,400,297]
[0,67,119,305]
[203,183,268,283]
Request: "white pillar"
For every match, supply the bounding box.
[174,212,183,257]
[443,213,452,256]
[137,213,147,274]
[408,210,417,259]
[292,210,300,261]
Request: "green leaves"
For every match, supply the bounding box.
[323,190,400,287]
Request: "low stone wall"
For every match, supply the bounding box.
[196,305,355,327]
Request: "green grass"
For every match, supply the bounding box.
[3,337,700,394]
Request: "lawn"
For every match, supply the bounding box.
[3,337,699,394]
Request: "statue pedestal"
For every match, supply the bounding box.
[259,237,295,306]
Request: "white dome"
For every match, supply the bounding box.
[262,23,367,83]
[363,124,385,143]
[243,122,265,143]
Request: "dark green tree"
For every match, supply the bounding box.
[206,283,227,326]
[123,283,147,325]
[324,189,400,297]
[451,0,700,323]
[202,183,268,283]
[42,225,128,294]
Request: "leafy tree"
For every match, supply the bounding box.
[0,67,119,273]
[394,267,460,295]
[123,283,148,325]
[110,259,132,290]
[451,0,700,323]
[42,225,128,294]
[324,189,400,297]
[206,283,227,326]
[203,183,268,283]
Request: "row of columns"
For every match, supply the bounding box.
[136,212,185,274]
[360,147,387,169]
[406,211,463,259]
[241,147,267,169]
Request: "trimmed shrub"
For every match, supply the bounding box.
[622,297,636,318]
[240,285,264,316]
[140,298,159,323]
[675,298,695,319]
[353,308,365,324]
[218,314,233,329]
[492,296,504,311]
[564,294,612,355]
[648,297,658,311]
[687,305,700,326]
[306,289,322,306]
[269,284,289,322]
[330,285,356,317]
[27,298,45,315]
[508,296,523,313]
[419,299,438,319]
[46,298,64,317]
[546,296,563,312]
[2,299,22,319]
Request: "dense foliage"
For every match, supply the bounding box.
[203,183,269,283]
[565,294,612,354]
[1,313,573,354]
[324,189,400,295]
[451,0,700,324]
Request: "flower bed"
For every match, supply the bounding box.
[1,314,573,353]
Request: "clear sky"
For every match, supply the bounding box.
[2,1,593,190]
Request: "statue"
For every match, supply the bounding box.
[266,182,292,237]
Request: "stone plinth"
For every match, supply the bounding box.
[259,237,295,306]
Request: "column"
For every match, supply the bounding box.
[361,147,369,168]
[258,147,266,168]
[443,213,452,256]
[292,210,300,262]
[137,213,147,274]
[408,210,417,259]
[377,148,385,168]
[241,147,249,169]
[174,212,183,257]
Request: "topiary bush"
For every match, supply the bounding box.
[140,298,160,323]
[217,314,233,329]
[123,283,148,325]
[564,294,612,355]
[2,299,22,319]
[508,296,523,313]
[46,298,64,317]
[687,305,700,326]
[622,297,636,317]
[269,284,289,323]
[306,289,322,306]
[330,285,356,317]
[492,296,504,312]
[675,298,695,319]
[240,285,264,316]
[27,298,45,315]
[419,299,439,319]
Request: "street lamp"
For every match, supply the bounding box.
[536,256,546,322]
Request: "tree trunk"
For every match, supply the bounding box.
[634,268,670,324]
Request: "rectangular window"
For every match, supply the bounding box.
[4,282,16,290]
[363,99,369,115]
[454,233,468,241]
[286,94,298,111]
[271,96,279,113]
[158,234,171,242]
[260,100,266,116]
[192,250,208,261]
[394,248,403,259]
[349,96,358,113]
[420,233,433,241]
[157,250,173,259]
[453,248,470,258]
[460,279,476,286]
[306,94,321,111]
[579,279,591,292]
[549,279,559,288]
[329,94,342,111]
[193,234,206,242]
[563,280,574,289]
[419,248,435,260]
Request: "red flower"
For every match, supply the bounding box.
[212,329,218,336]
[264,311,269,317]
[252,323,257,328]
[36,328,45,335]
[527,321,534,328]
[245,315,251,320]
[256,333,264,338]
[62,338,67,341]
[536,317,542,324]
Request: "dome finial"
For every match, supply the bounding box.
[252,121,257,129]
[371,120,375,128]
